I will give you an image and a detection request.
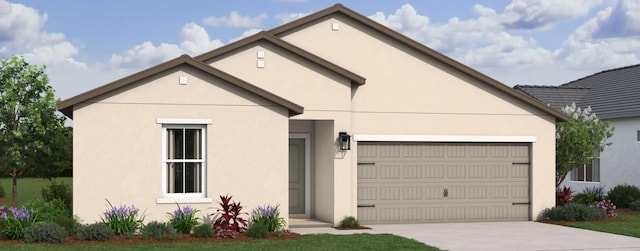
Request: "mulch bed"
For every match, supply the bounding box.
[539,208,640,226]
[335,226,371,230]
[0,231,302,246]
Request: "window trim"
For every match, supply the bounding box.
[570,152,600,183]
[157,120,210,203]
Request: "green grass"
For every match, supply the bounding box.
[0,233,440,250]
[568,212,640,238]
[0,177,72,206]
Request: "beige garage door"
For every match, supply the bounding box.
[357,142,530,224]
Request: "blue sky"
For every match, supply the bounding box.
[3,0,640,99]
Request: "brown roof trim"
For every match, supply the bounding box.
[194,31,366,86]
[57,55,303,119]
[268,4,568,122]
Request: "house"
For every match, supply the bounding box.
[57,4,566,226]
[516,64,640,193]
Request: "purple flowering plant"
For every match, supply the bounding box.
[0,205,37,239]
[168,203,200,234]
[101,200,145,236]
[249,204,286,232]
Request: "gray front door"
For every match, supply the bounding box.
[289,138,306,215]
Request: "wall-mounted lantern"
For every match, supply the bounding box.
[338,132,351,150]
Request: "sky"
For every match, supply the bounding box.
[2,0,640,100]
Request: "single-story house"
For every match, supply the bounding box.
[58,4,566,226]
[516,64,640,193]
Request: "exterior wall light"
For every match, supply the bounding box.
[339,132,351,150]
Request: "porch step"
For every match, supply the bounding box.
[289,218,332,228]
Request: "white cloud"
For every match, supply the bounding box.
[275,12,310,24]
[180,22,224,55]
[202,11,267,28]
[498,0,604,30]
[228,29,261,43]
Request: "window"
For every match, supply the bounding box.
[163,125,206,197]
[571,151,600,182]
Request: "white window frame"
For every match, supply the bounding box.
[156,119,212,204]
[571,152,600,183]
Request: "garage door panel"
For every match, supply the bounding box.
[358,142,530,224]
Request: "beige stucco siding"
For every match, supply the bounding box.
[73,66,290,223]
[279,15,557,220]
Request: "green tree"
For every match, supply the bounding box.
[556,103,614,186]
[0,55,65,206]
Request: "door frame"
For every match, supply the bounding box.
[289,133,311,218]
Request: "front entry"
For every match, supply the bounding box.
[289,135,310,217]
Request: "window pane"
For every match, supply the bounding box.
[185,129,201,159]
[167,162,184,193]
[167,129,184,159]
[585,162,593,181]
[575,166,585,181]
[185,163,202,193]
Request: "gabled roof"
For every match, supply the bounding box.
[57,55,304,118]
[267,4,568,122]
[516,64,640,119]
[514,85,590,109]
[194,31,366,86]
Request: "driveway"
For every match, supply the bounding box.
[293,222,640,251]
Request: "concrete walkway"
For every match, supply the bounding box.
[293,222,640,251]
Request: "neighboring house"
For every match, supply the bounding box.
[58,4,566,226]
[516,64,640,193]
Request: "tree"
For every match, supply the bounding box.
[0,55,65,206]
[556,103,614,187]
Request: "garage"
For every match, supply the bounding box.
[357,142,531,224]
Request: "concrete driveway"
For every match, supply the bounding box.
[293,222,640,251]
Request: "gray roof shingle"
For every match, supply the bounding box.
[515,64,640,119]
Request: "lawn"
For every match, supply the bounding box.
[0,177,72,206]
[568,211,640,238]
[1,233,441,250]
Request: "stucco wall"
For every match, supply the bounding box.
[278,14,558,220]
[562,117,640,193]
[73,65,290,223]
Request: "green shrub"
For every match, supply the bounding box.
[574,186,606,205]
[76,223,114,241]
[191,223,213,238]
[24,222,68,243]
[338,216,360,229]
[25,199,79,236]
[607,184,640,208]
[542,203,605,221]
[141,221,177,240]
[41,181,72,213]
[245,222,268,239]
[630,199,640,211]
[249,204,286,232]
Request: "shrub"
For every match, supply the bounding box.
[250,204,286,232]
[100,200,145,236]
[41,181,73,213]
[191,223,213,238]
[245,222,268,239]
[593,200,616,217]
[24,222,68,243]
[574,186,605,205]
[630,200,640,211]
[141,221,177,240]
[212,195,247,235]
[607,184,640,208]
[0,205,37,239]
[25,199,79,236]
[77,223,114,241]
[168,204,199,234]
[542,203,605,221]
[556,186,574,206]
[338,216,360,229]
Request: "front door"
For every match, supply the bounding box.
[289,138,307,216]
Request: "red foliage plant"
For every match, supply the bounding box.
[556,186,574,206]
[212,195,247,236]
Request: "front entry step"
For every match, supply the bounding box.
[289,218,332,228]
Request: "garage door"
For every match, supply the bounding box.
[357,142,530,224]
